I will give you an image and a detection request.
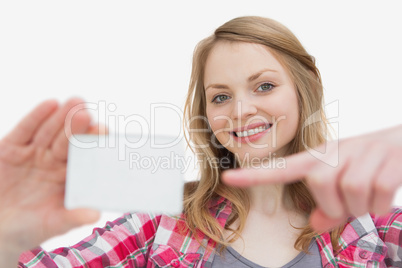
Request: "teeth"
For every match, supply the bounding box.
[236,125,269,137]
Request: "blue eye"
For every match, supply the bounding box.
[256,83,274,92]
[212,95,230,104]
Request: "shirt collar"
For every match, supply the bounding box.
[316,213,388,267]
[153,197,388,267]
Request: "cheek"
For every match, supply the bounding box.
[206,106,230,132]
[206,108,232,147]
[206,108,223,134]
[208,119,228,137]
[276,94,300,132]
[266,91,299,129]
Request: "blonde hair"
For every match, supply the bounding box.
[183,16,342,252]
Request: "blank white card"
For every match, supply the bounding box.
[65,134,185,215]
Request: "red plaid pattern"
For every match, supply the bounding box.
[19,198,401,267]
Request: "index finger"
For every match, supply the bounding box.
[3,99,59,145]
[222,150,317,186]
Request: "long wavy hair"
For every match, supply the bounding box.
[183,16,342,252]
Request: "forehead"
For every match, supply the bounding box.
[204,41,287,82]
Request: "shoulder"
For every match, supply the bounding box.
[369,207,402,267]
[19,213,180,267]
[370,207,402,233]
[109,212,162,231]
[370,207,402,242]
[122,211,185,232]
[100,212,186,244]
[324,209,402,267]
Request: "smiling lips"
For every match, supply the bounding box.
[230,122,273,142]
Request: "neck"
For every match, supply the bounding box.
[236,152,293,215]
[247,184,291,216]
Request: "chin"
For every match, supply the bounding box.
[229,142,291,168]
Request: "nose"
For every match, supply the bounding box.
[231,97,258,121]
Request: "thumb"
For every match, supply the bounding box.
[59,208,101,233]
[43,208,101,242]
[87,123,109,135]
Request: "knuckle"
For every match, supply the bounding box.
[368,140,388,154]
[374,180,394,195]
[350,207,367,217]
[33,130,51,146]
[341,180,366,195]
[51,144,64,161]
[306,172,327,189]
[0,142,32,163]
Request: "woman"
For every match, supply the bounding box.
[2,16,400,267]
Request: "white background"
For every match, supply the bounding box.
[0,1,401,250]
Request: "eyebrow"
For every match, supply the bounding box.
[205,68,278,91]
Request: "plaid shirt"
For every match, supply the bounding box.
[19,197,402,268]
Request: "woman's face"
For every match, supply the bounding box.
[204,41,299,164]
